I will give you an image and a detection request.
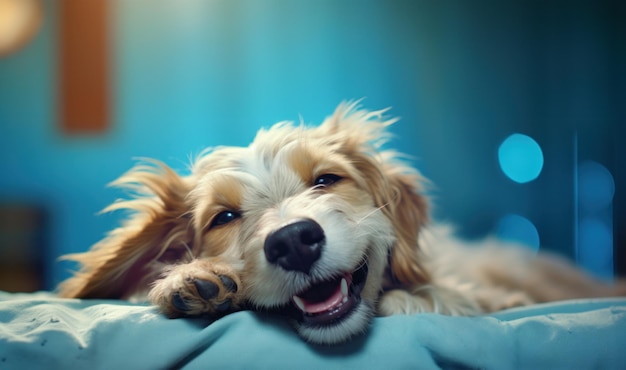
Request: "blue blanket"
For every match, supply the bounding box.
[1,292,625,369]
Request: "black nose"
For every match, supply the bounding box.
[264,218,325,274]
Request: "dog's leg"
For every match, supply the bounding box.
[149,258,243,318]
[378,285,483,316]
[478,251,626,304]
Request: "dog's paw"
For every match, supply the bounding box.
[149,259,242,318]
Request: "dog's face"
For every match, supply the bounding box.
[191,140,391,344]
[59,103,430,345]
[187,104,429,343]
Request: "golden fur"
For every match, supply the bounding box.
[59,102,626,344]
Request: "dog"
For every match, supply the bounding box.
[58,102,626,345]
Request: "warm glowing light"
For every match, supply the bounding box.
[0,0,42,56]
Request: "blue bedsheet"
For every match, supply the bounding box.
[1,292,625,369]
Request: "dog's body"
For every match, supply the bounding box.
[59,102,626,344]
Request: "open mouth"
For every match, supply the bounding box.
[290,261,368,327]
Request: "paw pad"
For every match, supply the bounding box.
[172,293,191,312]
[194,279,219,300]
[219,275,238,293]
[215,299,232,312]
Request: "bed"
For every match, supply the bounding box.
[1,291,625,369]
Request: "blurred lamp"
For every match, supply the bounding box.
[0,0,42,56]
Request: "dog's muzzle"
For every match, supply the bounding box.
[264,218,369,327]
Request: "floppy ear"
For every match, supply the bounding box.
[378,157,430,288]
[58,160,195,299]
[320,102,431,288]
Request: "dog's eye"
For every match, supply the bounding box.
[210,210,241,228]
[313,174,342,187]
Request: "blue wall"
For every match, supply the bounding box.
[0,0,623,288]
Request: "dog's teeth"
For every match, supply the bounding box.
[341,278,348,297]
[293,296,306,312]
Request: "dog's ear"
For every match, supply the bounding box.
[378,159,430,288]
[355,152,431,289]
[320,102,431,288]
[58,160,195,299]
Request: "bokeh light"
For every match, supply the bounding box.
[578,160,615,213]
[578,218,613,279]
[496,214,540,253]
[498,133,544,183]
[576,160,614,280]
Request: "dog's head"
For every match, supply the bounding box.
[60,102,430,344]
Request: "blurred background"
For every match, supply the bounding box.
[0,0,624,292]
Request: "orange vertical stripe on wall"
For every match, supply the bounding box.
[59,0,110,133]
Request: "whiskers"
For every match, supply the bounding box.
[355,203,389,225]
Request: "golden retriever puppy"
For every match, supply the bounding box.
[58,102,626,345]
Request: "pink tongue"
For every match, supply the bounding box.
[300,284,343,314]
[297,273,352,314]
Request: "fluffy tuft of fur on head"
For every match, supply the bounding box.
[320,102,431,288]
